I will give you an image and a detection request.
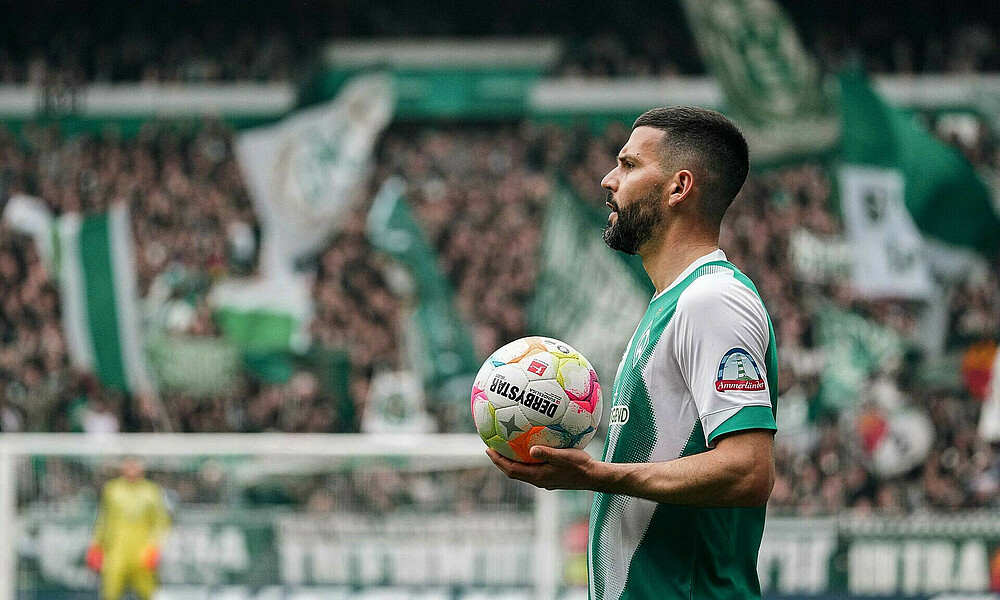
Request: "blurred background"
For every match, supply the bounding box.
[2,0,1000,599]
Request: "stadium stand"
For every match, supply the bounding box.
[3,5,1000,598]
[1,110,998,512]
[0,0,996,84]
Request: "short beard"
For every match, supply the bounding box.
[602,185,664,255]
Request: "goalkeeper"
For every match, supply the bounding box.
[86,458,171,600]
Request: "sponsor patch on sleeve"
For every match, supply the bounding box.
[716,348,766,392]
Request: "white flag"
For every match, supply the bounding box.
[838,166,934,299]
[4,198,153,394]
[979,349,1000,443]
[2,194,54,270]
[236,74,395,275]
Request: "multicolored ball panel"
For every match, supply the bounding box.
[471,336,603,463]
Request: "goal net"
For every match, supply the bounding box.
[1,434,592,600]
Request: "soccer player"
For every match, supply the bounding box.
[86,458,171,600]
[487,107,777,600]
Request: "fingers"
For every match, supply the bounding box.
[529,445,555,461]
[490,445,577,468]
[486,449,537,483]
[486,448,522,479]
[488,446,597,492]
[486,448,509,469]
[530,445,578,464]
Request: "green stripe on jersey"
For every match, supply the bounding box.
[707,405,777,446]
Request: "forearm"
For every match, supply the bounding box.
[487,431,774,504]
[593,446,773,507]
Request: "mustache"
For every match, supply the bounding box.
[606,191,620,212]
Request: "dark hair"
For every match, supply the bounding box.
[632,106,749,228]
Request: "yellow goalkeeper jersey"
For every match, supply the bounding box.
[93,477,171,556]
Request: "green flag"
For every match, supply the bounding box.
[839,69,1000,254]
[147,335,241,397]
[679,0,839,163]
[366,178,479,392]
[209,275,312,384]
[528,181,653,385]
[815,306,907,412]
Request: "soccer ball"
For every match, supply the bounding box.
[471,336,603,463]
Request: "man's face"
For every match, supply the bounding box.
[601,127,668,255]
[122,458,143,482]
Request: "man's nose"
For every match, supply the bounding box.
[602,171,617,191]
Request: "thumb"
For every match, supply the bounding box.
[530,445,569,463]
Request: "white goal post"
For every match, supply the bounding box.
[0,433,563,600]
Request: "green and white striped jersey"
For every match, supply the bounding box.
[589,249,778,600]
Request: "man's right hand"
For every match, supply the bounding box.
[140,544,161,570]
[85,544,103,572]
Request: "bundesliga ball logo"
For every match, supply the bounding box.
[471,336,603,463]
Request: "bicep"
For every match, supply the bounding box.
[713,429,775,497]
[713,429,774,460]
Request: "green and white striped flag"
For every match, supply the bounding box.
[839,69,1000,255]
[208,274,313,384]
[679,0,839,164]
[56,205,153,394]
[210,275,311,355]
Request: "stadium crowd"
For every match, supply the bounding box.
[0,3,320,85]
[554,22,1000,77]
[1,1,997,85]
[2,112,999,513]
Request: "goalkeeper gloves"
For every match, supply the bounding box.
[85,544,103,572]
[140,544,161,570]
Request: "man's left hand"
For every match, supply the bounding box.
[486,446,608,491]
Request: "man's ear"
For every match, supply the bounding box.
[666,169,695,207]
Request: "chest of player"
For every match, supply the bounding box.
[108,486,157,521]
[611,289,680,397]
[605,300,678,446]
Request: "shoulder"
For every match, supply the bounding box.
[101,478,123,500]
[673,269,769,353]
[676,270,766,325]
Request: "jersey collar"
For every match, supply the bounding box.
[649,248,727,303]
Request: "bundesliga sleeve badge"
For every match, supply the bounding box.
[716,348,766,392]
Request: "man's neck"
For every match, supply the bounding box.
[640,222,720,295]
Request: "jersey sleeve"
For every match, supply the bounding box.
[673,271,776,447]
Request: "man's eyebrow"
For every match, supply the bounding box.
[617,152,640,162]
